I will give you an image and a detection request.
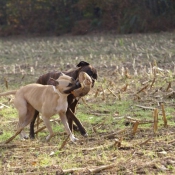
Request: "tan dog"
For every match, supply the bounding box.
[0,73,81,142]
[72,72,92,97]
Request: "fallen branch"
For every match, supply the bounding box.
[107,88,117,98]
[35,118,61,134]
[89,112,108,116]
[89,163,115,173]
[35,126,46,134]
[34,117,61,127]
[135,105,155,110]
[0,143,17,148]
[59,134,70,150]
[120,84,128,92]
[168,139,175,144]
[164,91,175,99]
[126,116,153,124]
[134,94,141,100]
[150,77,156,88]
[4,167,63,175]
[103,129,126,139]
[136,84,149,94]
[4,127,23,144]
[63,163,115,174]
[136,138,152,146]
[126,116,138,120]
[0,103,10,108]
[81,97,91,108]
[82,139,121,151]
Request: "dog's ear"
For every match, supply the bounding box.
[76,61,90,67]
[48,78,59,86]
[60,72,65,76]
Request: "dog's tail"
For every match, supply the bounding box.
[0,90,17,97]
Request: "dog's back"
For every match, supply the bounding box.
[14,84,53,112]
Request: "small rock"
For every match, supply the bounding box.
[157,151,167,157]
[49,151,55,156]
[157,165,167,172]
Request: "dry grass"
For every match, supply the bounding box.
[0,32,175,174]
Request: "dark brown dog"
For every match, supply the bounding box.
[29,61,97,139]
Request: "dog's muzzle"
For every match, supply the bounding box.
[64,80,81,94]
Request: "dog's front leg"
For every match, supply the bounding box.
[59,111,78,142]
[42,116,54,142]
[67,108,87,136]
[67,98,87,136]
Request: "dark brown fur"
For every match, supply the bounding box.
[29,61,97,138]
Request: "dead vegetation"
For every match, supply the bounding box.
[0,33,175,174]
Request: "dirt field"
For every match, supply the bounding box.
[0,32,175,174]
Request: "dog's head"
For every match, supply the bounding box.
[76,61,97,88]
[65,61,97,88]
[49,73,81,94]
[71,72,92,97]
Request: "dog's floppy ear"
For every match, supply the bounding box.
[60,72,65,76]
[76,61,90,67]
[48,78,59,86]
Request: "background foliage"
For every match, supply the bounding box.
[0,0,175,36]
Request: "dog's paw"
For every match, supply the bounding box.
[29,135,35,140]
[83,133,88,137]
[46,135,51,142]
[80,129,88,137]
[24,135,29,139]
[70,135,79,142]
[29,133,35,139]
[20,133,29,140]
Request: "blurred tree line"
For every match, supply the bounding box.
[0,0,174,36]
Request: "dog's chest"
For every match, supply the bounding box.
[55,95,68,113]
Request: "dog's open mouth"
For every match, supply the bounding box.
[63,81,81,94]
[65,72,93,96]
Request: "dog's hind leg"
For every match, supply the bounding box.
[59,111,78,142]
[29,110,39,139]
[14,99,28,139]
[42,115,54,142]
[16,102,35,139]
